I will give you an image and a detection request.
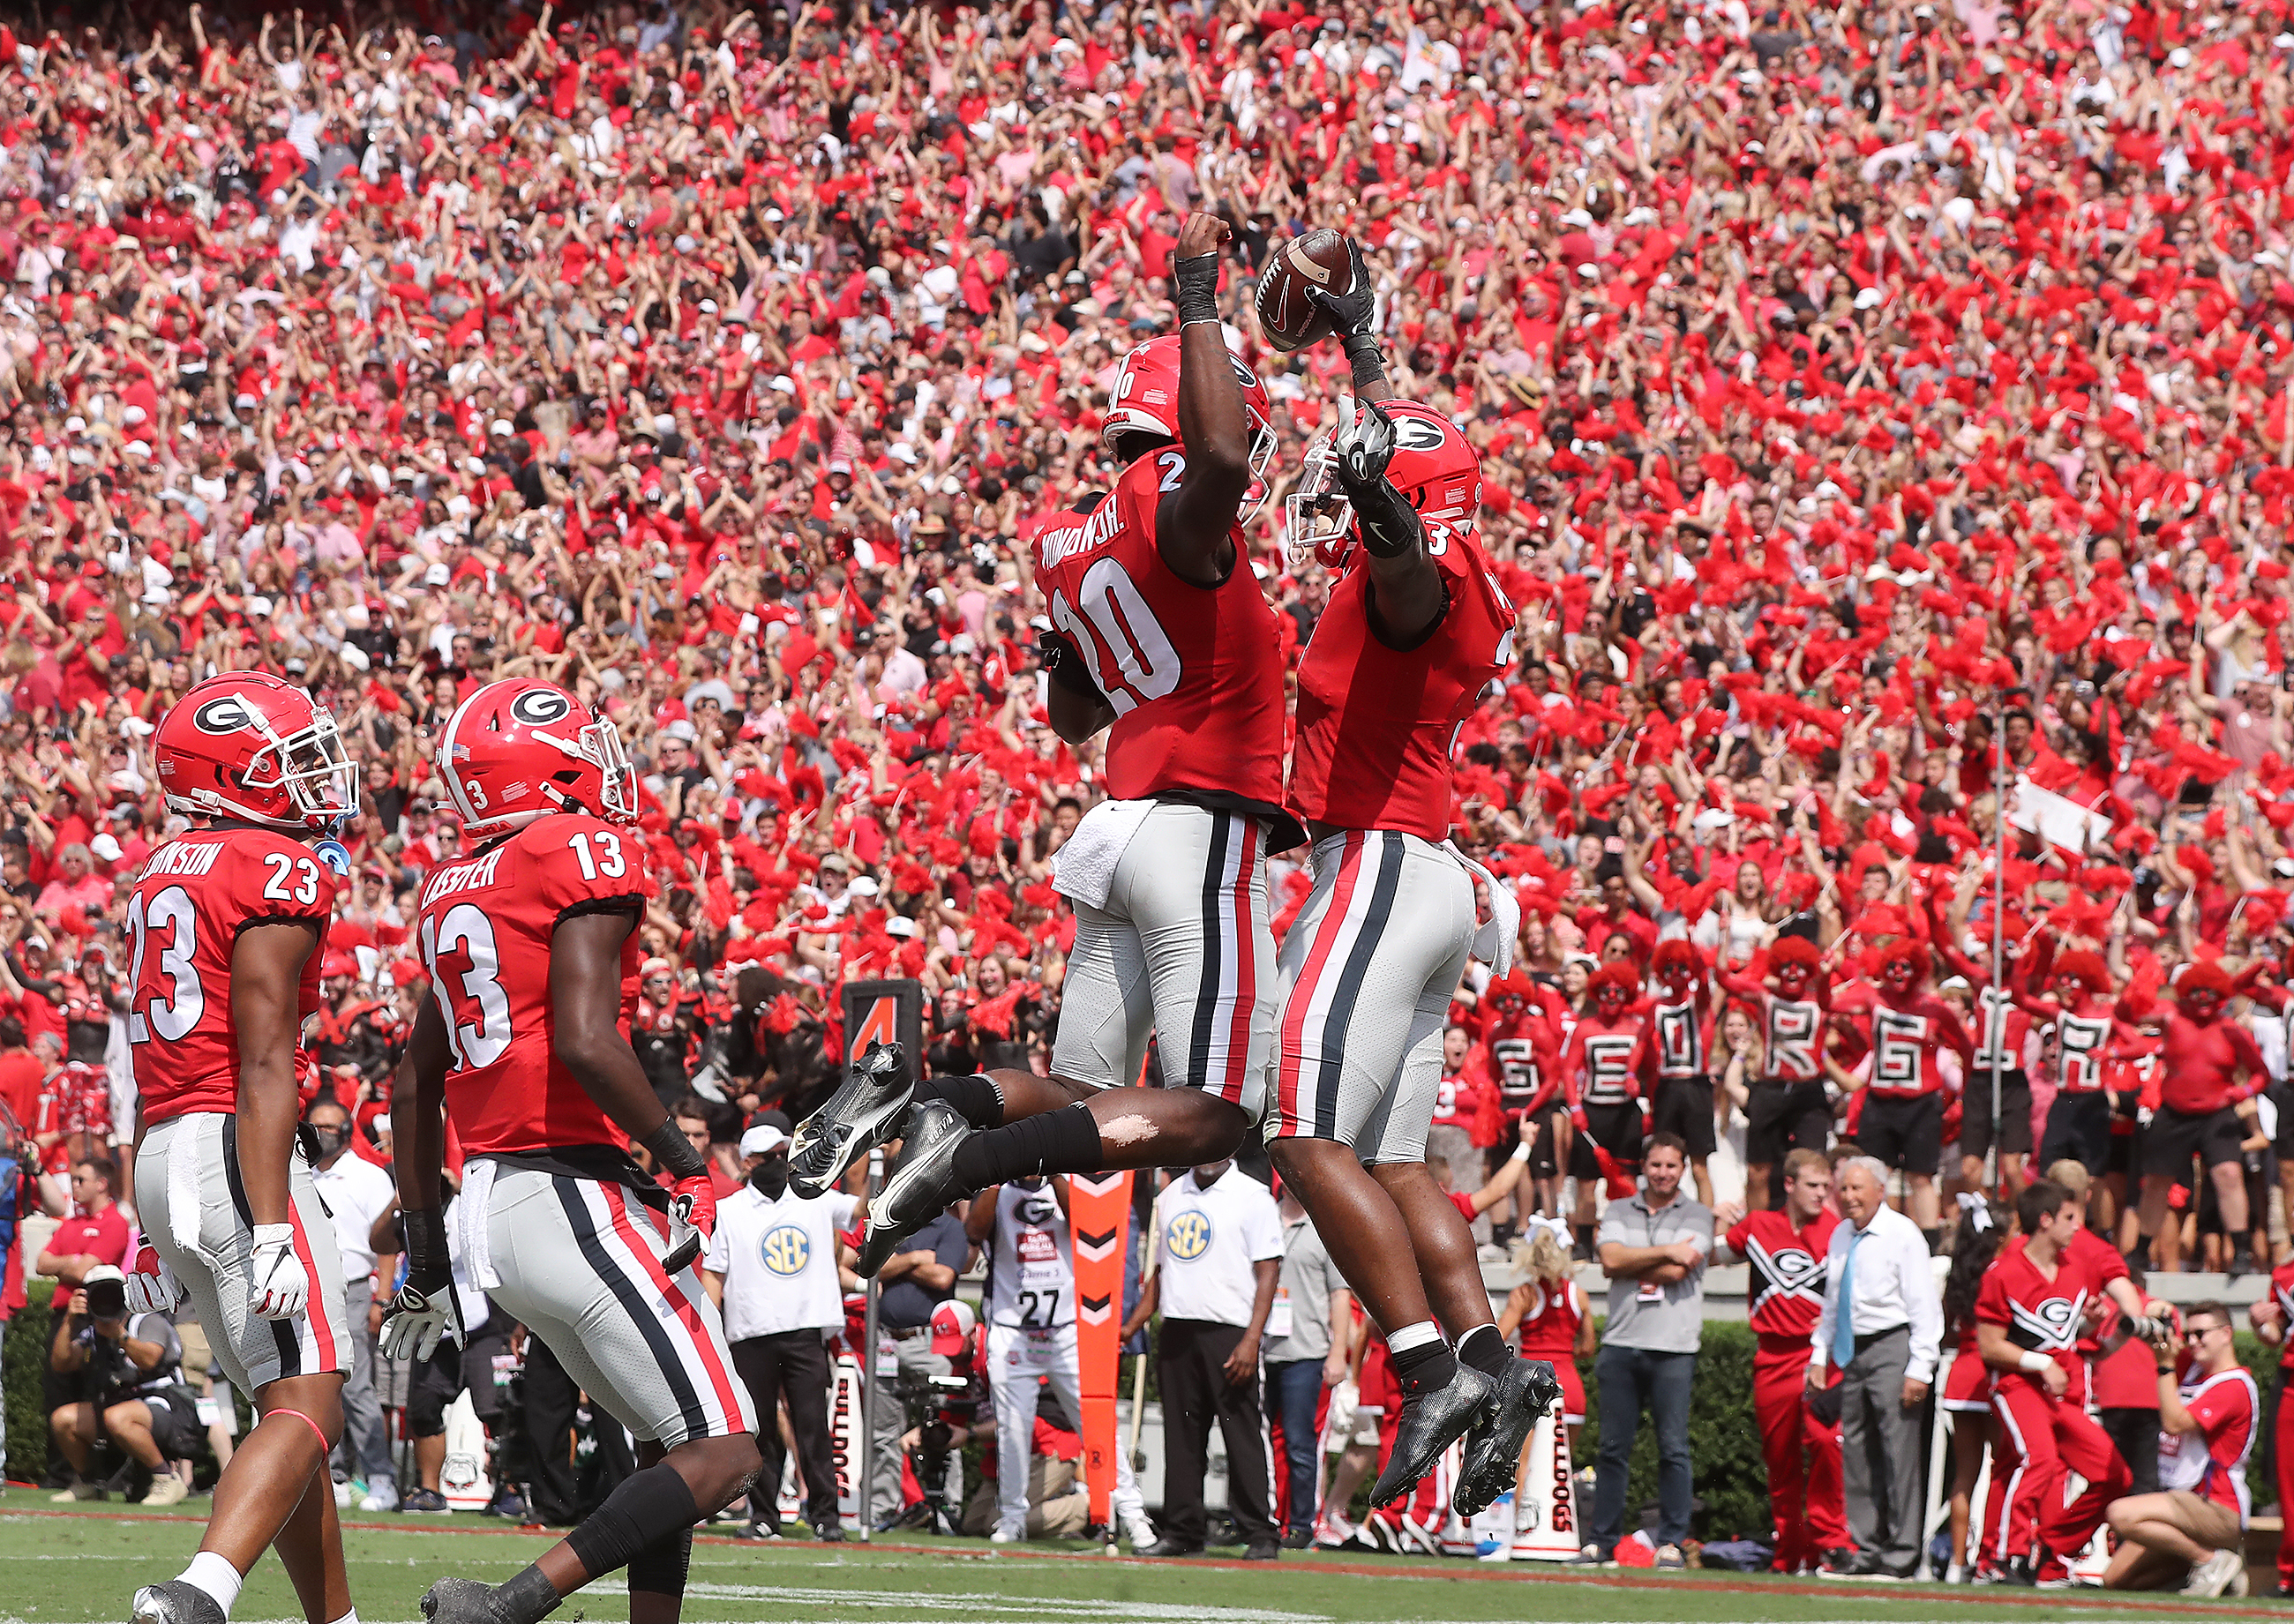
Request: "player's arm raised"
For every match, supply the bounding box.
[1040,631,1116,745]
[232,918,324,1320]
[1310,247,1443,645]
[1158,210,1253,587]
[551,909,718,1259]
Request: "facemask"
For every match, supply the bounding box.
[750,1159,790,1199]
[311,1125,349,1158]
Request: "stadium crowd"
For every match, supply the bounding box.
[5,0,2294,1592]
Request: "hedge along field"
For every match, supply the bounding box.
[1572,1319,2289,1545]
[5,1280,2287,1531]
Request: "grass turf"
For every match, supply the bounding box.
[0,1488,2277,1622]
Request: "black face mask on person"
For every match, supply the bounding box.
[310,1123,350,1158]
[749,1156,790,1198]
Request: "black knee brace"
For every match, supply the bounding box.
[563,1461,701,1583]
[626,1527,693,1598]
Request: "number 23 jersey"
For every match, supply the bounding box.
[127,827,341,1125]
[1032,449,1286,809]
[416,812,646,1156]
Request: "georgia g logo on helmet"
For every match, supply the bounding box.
[1391,413,1449,453]
[507,688,573,727]
[192,695,256,734]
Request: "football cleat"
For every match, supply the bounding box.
[130,1583,226,1624]
[789,1042,912,1200]
[855,1101,972,1276]
[1454,1357,1563,1516]
[1368,1361,1496,1509]
[419,1577,501,1624]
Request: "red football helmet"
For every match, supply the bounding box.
[1286,399,1482,572]
[436,678,636,839]
[155,671,358,831]
[1100,334,1279,520]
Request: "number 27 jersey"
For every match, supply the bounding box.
[1032,450,1286,808]
[416,812,647,1157]
[127,827,341,1126]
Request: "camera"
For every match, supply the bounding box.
[86,1274,127,1320]
[895,1371,978,1536]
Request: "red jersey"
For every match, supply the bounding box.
[1728,1207,1840,1343]
[1970,983,2035,1074]
[1977,1234,2119,1399]
[34,1062,112,1173]
[127,827,340,1125]
[1847,993,1974,1099]
[1561,1013,1643,1107]
[2162,1366,2259,1518]
[1033,455,1286,809]
[1720,971,1828,1082]
[2155,1012,2266,1115]
[1286,530,1514,840]
[1512,1276,1586,1365]
[416,813,646,1157]
[2273,1257,2294,1336]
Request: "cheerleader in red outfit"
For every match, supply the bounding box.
[1498,1224,1593,1445]
[1938,1195,2009,1581]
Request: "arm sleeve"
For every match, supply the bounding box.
[1903,1226,1944,1384]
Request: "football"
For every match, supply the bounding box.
[1253,228,1356,352]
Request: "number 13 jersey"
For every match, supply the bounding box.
[1032,450,1286,809]
[128,827,341,1125]
[416,812,647,1156]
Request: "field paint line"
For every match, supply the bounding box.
[0,1509,2272,1618]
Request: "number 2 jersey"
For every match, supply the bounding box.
[128,827,341,1125]
[416,812,646,1158]
[1031,449,1286,810]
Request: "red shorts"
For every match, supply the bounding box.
[1941,1350,1993,1413]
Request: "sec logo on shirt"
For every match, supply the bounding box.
[761,1224,812,1276]
[1165,1209,1214,1261]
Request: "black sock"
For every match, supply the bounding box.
[559,1461,701,1594]
[1455,1324,1509,1379]
[491,1566,563,1624]
[1389,1336,1458,1396]
[951,1101,1103,1189]
[913,1073,1005,1132]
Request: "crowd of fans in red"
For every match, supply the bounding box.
[4,0,2294,1276]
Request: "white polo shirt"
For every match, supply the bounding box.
[311,1150,396,1286]
[704,1183,859,1342]
[1150,1168,1283,1328]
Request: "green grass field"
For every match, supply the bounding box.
[0,1489,2280,1623]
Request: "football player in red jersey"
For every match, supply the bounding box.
[382,679,759,1624]
[1713,1149,1848,1575]
[794,217,1302,1298]
[1718,935,1834,1209]
[120,672,361,1624]
[1260,273,1556,1519]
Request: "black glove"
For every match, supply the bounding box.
[1305,236,1376,337]
[1307,237,1385,390]
[1038,630,1105,700]
[1331,400,1421,559]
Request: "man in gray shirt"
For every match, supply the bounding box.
[1580,1134,1710,1568]
[1260,1192,1353,1548]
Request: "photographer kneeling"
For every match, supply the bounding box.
[48,1264,198,1505]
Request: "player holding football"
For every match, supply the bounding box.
[123,673,361,1624]
[791,212,1297,1259]
[1263,245,1558,1514]
[383,679,759,1624]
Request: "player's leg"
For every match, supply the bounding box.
[267,1447,351,1624]
[2035,1403,2132,1581]
[132,1115,355,1624]
[986,1323,1040,1538]
[425,1173,759,1624]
